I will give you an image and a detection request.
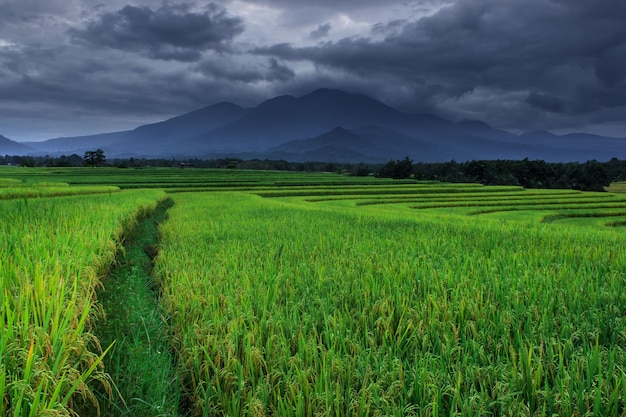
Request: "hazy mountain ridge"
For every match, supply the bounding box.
[0,134,34,155]
[21,132,129,155]
[4,88,625,162]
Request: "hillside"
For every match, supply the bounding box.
[15,89,626,162]
[0,134,34,155]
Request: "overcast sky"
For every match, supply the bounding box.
[1,0,626,141]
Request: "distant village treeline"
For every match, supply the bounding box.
[379,157,626,192]
[2,154,625,192]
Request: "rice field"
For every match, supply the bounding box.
[1,188,165,416]
[0,177,119,200]
[2,166,626,416]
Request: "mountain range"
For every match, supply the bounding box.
[3,88,625,163]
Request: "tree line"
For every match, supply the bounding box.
[378,157,626,191]
[2,152,624,191]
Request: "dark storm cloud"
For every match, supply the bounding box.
[196,56,294,83]
[595,44,626,87]
[309,23,331,40]
[0,0,76,23]
[254,0,626,129]
[0,47,168,114]
[3,0,626,141]
[526,92,569,114]
[267,58,295,82]
[371,19,407,37]
[238,0,448,13]
[69,3,244,61]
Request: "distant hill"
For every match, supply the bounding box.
[17,88,626,162]
[0,134,34,155]
[271,126,440,163]
[191,89,412,152]
[112,102,251,156]
[22,132,128,155]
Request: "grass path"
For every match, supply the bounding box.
[88,198,182,416]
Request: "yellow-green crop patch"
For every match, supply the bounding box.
[0,184,120,200]
[421,196,625,210]
[0,175,121,200]
[156,189,626,416]
[335,189,580,205]
[607,181,626,192]
[0,166,394,190]
[0,178,22,186]
[257,184,522,198]
[0,189,165,416]
[3,167,626,415]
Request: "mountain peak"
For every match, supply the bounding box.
[14,88,625,162]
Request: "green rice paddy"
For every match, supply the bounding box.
[1,166,625,416]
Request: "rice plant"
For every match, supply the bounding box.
[0,189,165,416]
[156,190,626,416]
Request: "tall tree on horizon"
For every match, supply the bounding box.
[84,149,106,167]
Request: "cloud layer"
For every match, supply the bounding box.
[70,3,244,61]
[1,0,626,140]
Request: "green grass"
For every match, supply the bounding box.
[0,184,119,200]
[0,189,165,416]
[155,191,626,416]
[0,167,392,189]
[89,198,181,417]
[3,167,626,416]
[607,181,626,192]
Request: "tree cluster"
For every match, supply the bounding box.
[83,149,106,167]
[378,157,626,192]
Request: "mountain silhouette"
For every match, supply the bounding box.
[191,88,411,152]
[114,102,251,156]
[22,132,128,155]
[0,134,34,155]
[13,88,626,162]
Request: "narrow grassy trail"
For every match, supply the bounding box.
[89,198,182,416]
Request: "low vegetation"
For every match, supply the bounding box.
[156,184,626,415]
[1,167,625,416]
[1,189,165,416]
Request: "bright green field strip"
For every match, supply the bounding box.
[116,182,261,190]
[469,208,626,226]
[257,185,522,198]
[162,182,435,193]
[156,191,626,416]
[410,194,626,210]
[0,167,391,188]
[306,188,565,203]
[0,178,22,186]
[547,215,626,228]
[162,180,417,191]
[167,185,394,193]
[0,185,120,200]
[106,179,262,185]
[164,184,441,195]
[270,179,421,186]
[350,190,588,206]
[543,209,626,221]
[466,202,626,215]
